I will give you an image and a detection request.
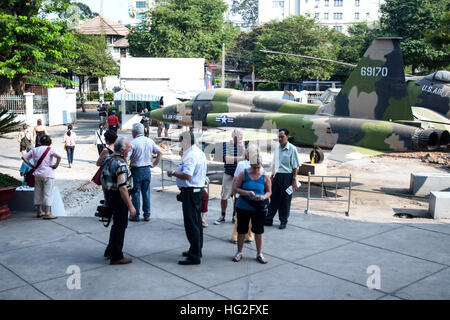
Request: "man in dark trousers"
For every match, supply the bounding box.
[265,128,300,229]
[102,137,136,264]
[167,131,207,265]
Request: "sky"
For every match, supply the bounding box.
[78,0,132,24]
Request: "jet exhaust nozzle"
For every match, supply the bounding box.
[435,130,450,148]
[417,129,439,150]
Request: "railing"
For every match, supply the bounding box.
[0,95,25,114]
[33,95,48,114]
[304,173,352,216]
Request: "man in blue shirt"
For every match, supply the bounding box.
[128,123,161,222]
[167,131,207,265]
[265,128,300,229]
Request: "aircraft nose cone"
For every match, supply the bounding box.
[150,108,163,121]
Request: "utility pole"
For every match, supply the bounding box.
[221,43,225,88]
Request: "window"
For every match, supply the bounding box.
[315,0,320,7]
[366,12,370,18]
[355,0,360,6]
[135,1,146,9]
[325,0,329,6]
[355,12,359,20]
[273,1,284,8]
[333,12,343,20]
[334,0,343,6]
[120,48,127,58]
[315,13,320,19]
[334,26,343,32]
[136,12,146,20]
[324,12,329,19]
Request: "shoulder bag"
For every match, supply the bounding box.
[26,147,51,187]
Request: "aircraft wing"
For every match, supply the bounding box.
[411,107,450,131]
[327,144,384,163]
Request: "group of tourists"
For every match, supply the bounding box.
[100,123,300,267]
[17,114,300,267]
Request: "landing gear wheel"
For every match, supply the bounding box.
[310,147,324,164]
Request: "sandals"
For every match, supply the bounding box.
[232,252,242,262]
[256,254,268,264]
[43,214,57,220]
[36,213,44,218]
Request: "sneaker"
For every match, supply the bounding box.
[214,216,225,225]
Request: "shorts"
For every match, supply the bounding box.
[202,190,209,213]
[220,173,234,200]
[158,122,170,129]
[236,207,264,235]
[34,176,54,206]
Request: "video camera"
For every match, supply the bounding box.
[95,200,112,227]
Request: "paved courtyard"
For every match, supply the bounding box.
[1,206,450,300]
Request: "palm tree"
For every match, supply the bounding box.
[0,107,23,138]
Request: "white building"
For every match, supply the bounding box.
[118,57,206,129]
[259,0,385,33]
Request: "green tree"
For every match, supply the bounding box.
[61,33,119,112]
[331,22,381,81]
[425,3,450,53]
[231,0,258,28]
[128,0,239,60]
[380,0,450,73]
[0,0,77,95]
[253,16,337,82]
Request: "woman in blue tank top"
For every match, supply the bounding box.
[232,147,272,264]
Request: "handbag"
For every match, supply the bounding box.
[92,166,103,185]
[26,147,51,187]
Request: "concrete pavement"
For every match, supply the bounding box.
[1,203,449,299]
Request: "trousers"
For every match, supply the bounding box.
[104,190,129,261]
[131,166,151,219]
[66,146,74,164]
[181,187,204,262]
[265,173,293,225]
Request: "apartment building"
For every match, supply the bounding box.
[259,0,385,33]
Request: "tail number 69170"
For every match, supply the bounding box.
[361,66,388,77]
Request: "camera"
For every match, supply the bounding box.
[95,200,113,227]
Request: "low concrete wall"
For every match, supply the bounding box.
[429,192,450,219]
[409,173,450,196]
[9,186,66,216]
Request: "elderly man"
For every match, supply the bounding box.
[214,129,245,225]
[167,131,207,265]
[128,123,162,222]
[265,128,300,229]
[102,137,136,264]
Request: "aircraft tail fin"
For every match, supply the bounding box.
[327,37,414,121]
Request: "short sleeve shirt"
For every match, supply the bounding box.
[176,145,207,188]
[102,154,133,191]
[129,134,161,167]
[223,141,244,176]
[23,146,60,179]
[273,142,301,174]
[107,115,120,126]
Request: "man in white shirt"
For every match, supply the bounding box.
[167,131,207,265]
[128,123,162,222]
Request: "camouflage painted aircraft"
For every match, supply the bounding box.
[150,38,449,162]
[406,71,450,128]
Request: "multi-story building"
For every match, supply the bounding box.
[75,16,131,92]
[259,0,385,33]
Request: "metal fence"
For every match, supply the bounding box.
[0,95,25,114]
[33,95,48,114]
[304,173,352,216]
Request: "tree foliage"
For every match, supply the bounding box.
[0,0,77,95]
[253,16,337,82]
[128,0,239,60]
[380,0,450,72]
[231,0,258,28]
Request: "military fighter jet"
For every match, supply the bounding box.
[150,38,449,162]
